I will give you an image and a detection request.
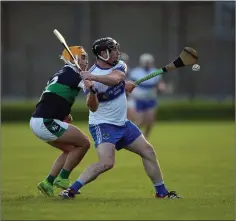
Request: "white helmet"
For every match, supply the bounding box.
[139,53,155,66]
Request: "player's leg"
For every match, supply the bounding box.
[50,122,90,189]
[137,99,156,138]
[60,143,116,199]
[60,123,122,199]
[78,143,116,183]
[73,143,115,189]
[40,143,74,187]
[48,151,69,178]
[121,121,180,198]
[125,135,167,193]
[37,142,84,196]
[142,107,156,138]
[48,142,75,176]
[43,115,76,185]
[30,118,90,196]
[133,111,145,127]
[127,97,137,122]
[37,150,70,197]
[133,99,146,127]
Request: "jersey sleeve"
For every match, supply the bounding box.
[113,60,128,74]
[84,87,91,95]
[59,66,83,89]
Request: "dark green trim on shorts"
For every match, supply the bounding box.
[43,118,67,138]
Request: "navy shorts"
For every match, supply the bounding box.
[89,120,142,150]
[135,99,157,112]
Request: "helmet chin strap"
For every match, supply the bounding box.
[98,49,110,61]
[97,49,118,66]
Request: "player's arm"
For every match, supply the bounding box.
[125,80,136,94]
[81,62,127,86]
[124,68,137,94]
[86,91,99,112]
[92,70,125,86]
[84,80,99,112]
[66,67,99,112]
[81,70,125,86]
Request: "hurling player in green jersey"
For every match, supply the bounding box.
[30,46,98,196]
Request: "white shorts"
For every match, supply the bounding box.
[30,117,69,142]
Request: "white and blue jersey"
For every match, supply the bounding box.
[129,67,162,111]
[88,60,128,126]
[86,60,141,150]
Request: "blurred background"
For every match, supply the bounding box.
[1,1,235,121]
[1,3,235,219]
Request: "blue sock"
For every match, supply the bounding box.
[70,179,85,192]
[154,182,168,196]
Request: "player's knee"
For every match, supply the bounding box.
[147,147,157,160]
[142,143,157,159]
[144,116,155,125]
[101,160,115,171]
[62,146,75,153]
[82,136,91,150]
[103,162,114,171]
[136,118,144,127]
[147,116,155,124]
[75,136,90,150]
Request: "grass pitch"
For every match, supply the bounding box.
[1,122,234,220]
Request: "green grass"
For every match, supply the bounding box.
[1,122,234,220]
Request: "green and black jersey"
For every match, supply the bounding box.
[32,65,83,121]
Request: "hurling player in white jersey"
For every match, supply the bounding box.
[60,37,180,199]
[128,53,168,138]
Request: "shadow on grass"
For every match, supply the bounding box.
[2,193,163,205]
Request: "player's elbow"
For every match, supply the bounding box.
[87,102,98,112]
[112,78,121,85]
[88,105,98,112]
[86,98,99,112]
[114,75,125,85]
[111,71,125,85]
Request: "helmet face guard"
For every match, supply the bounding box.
[92,37,120,66]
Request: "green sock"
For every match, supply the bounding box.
[46,174,56,185]
[59,168,71,179]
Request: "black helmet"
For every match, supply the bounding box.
[92,37,120,66]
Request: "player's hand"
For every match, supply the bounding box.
[64,114,73,124]
[84,79,96,92]
[84,80,94,89]
[80,71,94,81]
[125,80,136,94]
[84,80,97,94]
